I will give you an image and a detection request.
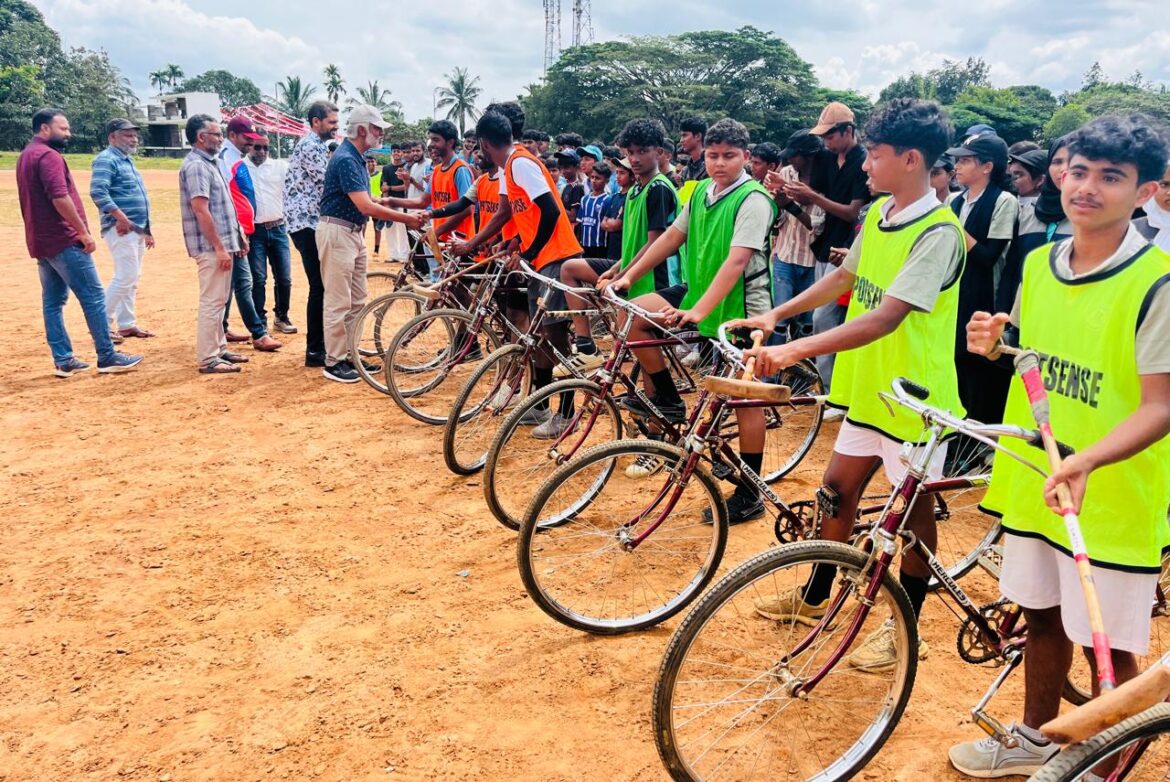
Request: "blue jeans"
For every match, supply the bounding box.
[38,245,116,364]
[223,252,267,338]
[248,222,292,327]
[770,259,816,344]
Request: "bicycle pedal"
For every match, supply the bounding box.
[710,462,734,481]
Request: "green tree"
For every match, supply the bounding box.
[878,57,990,106]
[181,69,262,108]
[1075,83,1170,126]
[1082,61,1106,90]
[149,69,168,94]
[347,80,403,121]
[383,117,432,146]
[435,66,482,135]
[1043,103,1091,141]
[323,63,345,104]
[164,63,183,88]
[0,63,44,148]
[948,86,1047,143]
[272,75,318,117]
[524,27,819,143]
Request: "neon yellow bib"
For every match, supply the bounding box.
[827,198,966,442]
[982,241,1170,571]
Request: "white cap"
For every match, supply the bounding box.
[347,104,390,129]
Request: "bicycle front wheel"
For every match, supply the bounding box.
[1028,702,1170,781]
[654,540,918,782]
[517,439,728,634]
[442,344,530,475]
[348,291,424,394]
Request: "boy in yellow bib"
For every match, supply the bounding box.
[950,115,1170,777]
[732,99,967,669]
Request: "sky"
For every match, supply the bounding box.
[31,0,1170,122]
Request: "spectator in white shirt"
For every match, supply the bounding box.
[244,135,296,334]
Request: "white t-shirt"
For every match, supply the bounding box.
[243,157,288,224]
[408,160,431,199]
[498,148,550,200]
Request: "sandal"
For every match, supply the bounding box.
[199,357,241,374]
[118,327,156,338]
[219,351,250,363]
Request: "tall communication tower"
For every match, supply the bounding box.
[571,0,593,48]
[545,0,593,72]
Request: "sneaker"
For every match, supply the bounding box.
[754,587,829,626]
[624,454,664,479]
[323,361,360,384]
[554,351,606,378]
[823,407,846,423]
[947,723,1059,779]
[97,353,144,373]
[54,357,90,378]
[680,348,703,368]
[305,351,327,368]
[517,406,553,426]
[532,413,574,440]
[702,492,765,525]
[846,621,928,671]
[274,319,298,334]
[673,342,691,358]
[620,394,687,425]
[486,385,518,411]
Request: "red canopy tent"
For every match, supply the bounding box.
[221,103,308,139]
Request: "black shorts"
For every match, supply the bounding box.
[657,283,688,308]
[528,259,572,323]
[495,270,529,312]
[583,244,609,259]
[586,257,617,277]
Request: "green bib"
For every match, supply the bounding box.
[827,198,966,442]
[621,173,678,298]
[679,178,777,337]
[369,170,382,199]
[981,242,1170,571]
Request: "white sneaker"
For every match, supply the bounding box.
[681,349,703,368]
[624,454,663,479]
[948,723,1059,779]
[554,351,606,379]
[532,413,574,440]
[517,406,553,426]
[487,386,517,411]
[846,621,927,671]
[823,407,846,423]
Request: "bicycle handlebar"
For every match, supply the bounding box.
[513,257,598,298]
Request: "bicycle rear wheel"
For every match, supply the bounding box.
[442,344,530,475]
[517,439,728,634]
[653,540,918,781]
[348,291,424,394]
[1027,702,1170,781]
[366,270,397,300]
[482,378,624,531]
[384,308,500,425]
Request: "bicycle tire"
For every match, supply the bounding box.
[441,344,530,476]
[653,540,919,781]
[516,438,728,634]
[482,378,624,531]
[347,290,425,394]
[365,270,398,300]
[1027,702,1170,781]
[384,308,501,425]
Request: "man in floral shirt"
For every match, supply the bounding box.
[283,100,339,367]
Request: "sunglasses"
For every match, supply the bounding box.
[251,145,269,151]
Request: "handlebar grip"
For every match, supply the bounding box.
[1055,440,1076,460]
[898,378,930,401]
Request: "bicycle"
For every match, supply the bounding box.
[482,292,824,531]
[651,375,1091,781]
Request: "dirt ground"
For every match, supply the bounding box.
[1,168,1034,781]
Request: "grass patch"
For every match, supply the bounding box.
[0,151,186,170]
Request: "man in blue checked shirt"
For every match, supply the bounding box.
[90,118,155,339]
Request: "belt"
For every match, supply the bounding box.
[257,219,285,230]
[319,216,362,232]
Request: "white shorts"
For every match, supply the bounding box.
[999,533,1158,655]
[833,420,947,485]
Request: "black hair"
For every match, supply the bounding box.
[32,107,65,133]
[592,161,612,179]
[543,154,558,167]
[661,138,675,155]
[615,118,666,151]
[484,101,525,141]
[184,114,217,144]
[410,139,424,148]
[706,118,752,151]
[428,119,459,144]
[752,141,783,164]
[679,116,707,139]
[602,145,621,160]
[1066,114,1170,184]
[307,100,337,125]
[464,130,477,140]
[555,132,584,148]
[829,121,855,136]
[475,112,513,148]
[521,129,541,142]
[863,98,953,168]
[1008,140,1040,155]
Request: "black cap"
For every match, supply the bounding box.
[932,154,955,171]
[105,117,139,135]
[1009,148,1049,173]
[555,149,581,165]
[945,132,1009,166]
[779,130,824,161]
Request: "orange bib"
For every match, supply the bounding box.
[503,146,582,269]
[431,157,474,240]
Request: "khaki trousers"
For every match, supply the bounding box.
[316,220,368,365]
[195,251,232,367]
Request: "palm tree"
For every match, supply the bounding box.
[164,63,184,88]
[435,67,482,135]
[272,76,318,118]
[149,70,168,94]
[323,64,345,104]
[347,80,403,121]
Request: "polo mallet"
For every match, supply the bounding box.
[741,330,765,379]
[700,330,792,403]
[1005,346,1117,692]
[410,251,507,300]
[423,226,444,260]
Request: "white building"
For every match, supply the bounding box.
[142,92,221,156]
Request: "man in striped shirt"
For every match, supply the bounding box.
[90,118,154,339]
[576,162,612,258]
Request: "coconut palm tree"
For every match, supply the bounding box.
[272,76,318,118]
[323,64,345,104]
[347,80,403,121]
[164,63,184,88]
[149,70,169,94]
[434,67,482,136]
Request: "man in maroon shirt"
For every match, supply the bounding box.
[17,108,142,376]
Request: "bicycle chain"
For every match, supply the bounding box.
[956,598,1014,665]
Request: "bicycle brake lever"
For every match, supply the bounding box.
[877,392,896,417]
